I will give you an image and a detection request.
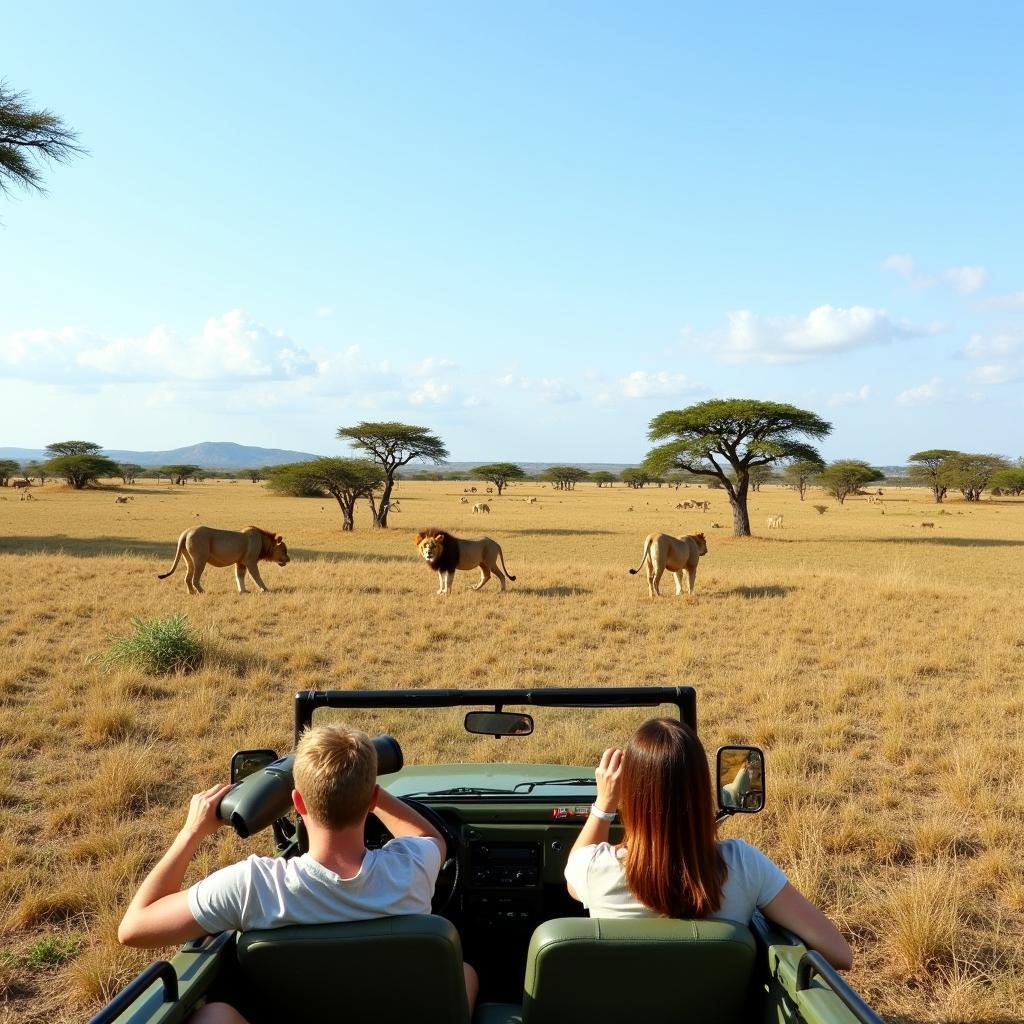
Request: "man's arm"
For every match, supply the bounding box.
[118,782,233,948]
[370,787,446,858]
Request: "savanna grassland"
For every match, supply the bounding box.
[1,477,1022,1024]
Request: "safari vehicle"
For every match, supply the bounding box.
[90,687,883,1024]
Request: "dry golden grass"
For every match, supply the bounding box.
[1,476,1023,1023]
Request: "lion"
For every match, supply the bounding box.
[157,525,289,594]
[415,528,516,594]
[628,532,708,597]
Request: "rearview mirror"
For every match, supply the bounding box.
[231,749,278,784]
[716,746,765,814]
[464,711,534,737]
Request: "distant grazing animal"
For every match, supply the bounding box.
[9,480,30,490]
[20,490,34,501]
[628,532,708,597]
[415,528,517,594]
[766,515,783,529]
[473,503,490,514]
[486,487,493,493]
[711,522,723,529]
[694,500,711,511]
[460,497,469,504]
[526,496,537,504]
[470,487,477,493]
[680,500,694,509]
[157,525,289,595]
[921,522,935,529]
[115,496,132,504]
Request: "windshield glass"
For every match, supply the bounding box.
[310,701,683,789]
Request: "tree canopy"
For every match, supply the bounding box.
[938,453,1008,502]
[337,421,448,527]
[268,458,385,531]
[817,460,884,504]
[45,440,103,458]
[590,470,617,487]
[989,468,1024,496]
[907,449,961,503]
[44,454,120,489]
[619,467,653,488]
[0,81,85,196]
[781,457,825,500]
[644,399,831,535]
[471,463,525,495]
[542,466,590,490]
[117,463,144,485]
[0,459,20,486]
[160,464,202,485]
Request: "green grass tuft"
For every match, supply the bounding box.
[102,614,203,674]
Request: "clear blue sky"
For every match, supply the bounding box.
[2,2,1022,463]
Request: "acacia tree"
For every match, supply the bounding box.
[268,458,385,531]
[590,471,616,488]
[542,466,590,490]
[989,468,1024,496]
[471,463,525,496]
[0,459,20,486]
[160,464,202,485]
[644,400,831,536]
[117,462,143,484]
[907,449,960,503]
[45,454,120,489]
[818,460,884,504]
[782,458,825,500]
[620,468,652,489]
[748,464,776,492]
[0,81,84,196]
[45,440,103,458]
[939,453,1008,502]
[25,460,48,484]
[337,422,448,527]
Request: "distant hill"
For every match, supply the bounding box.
[0,441,323,470]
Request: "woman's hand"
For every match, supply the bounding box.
[595,748,623,813]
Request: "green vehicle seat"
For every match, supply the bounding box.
[475,917,757,1024]
[235,914,471,1024]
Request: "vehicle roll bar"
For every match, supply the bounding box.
[796,950,885,1024]
[84,960,178,1024]
[294,687,697,742]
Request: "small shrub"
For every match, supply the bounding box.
[101,614,203,674]
[813,504,829,515]
[25,935,81,970]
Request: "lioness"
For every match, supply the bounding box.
[158,525,289,594]
[415,528,517,594]
[628,532,708,597]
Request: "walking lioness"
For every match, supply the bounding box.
[628,532,708,597]
[415,528,516,594]
[158,525,289,594]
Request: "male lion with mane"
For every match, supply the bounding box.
[158,525,289,594]
[628,532,708,597]
[415,528,517,594]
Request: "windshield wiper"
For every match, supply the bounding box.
[401,786,517,798]
[513,777,595,793]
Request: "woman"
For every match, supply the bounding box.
[564,718,852,970]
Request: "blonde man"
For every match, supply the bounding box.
[119,724,478,1022]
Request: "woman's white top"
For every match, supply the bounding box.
[564,838,788,923]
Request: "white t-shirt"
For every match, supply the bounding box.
[188,836,443,934]
[564,838,787,923]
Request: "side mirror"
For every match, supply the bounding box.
[716,746,765,814]
[231,749,278,784]
[464,711,534,737]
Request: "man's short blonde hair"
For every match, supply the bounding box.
[293,723,378,828]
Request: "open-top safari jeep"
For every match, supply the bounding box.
[90,688,883,1024]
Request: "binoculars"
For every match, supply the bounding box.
[218,735,404,838]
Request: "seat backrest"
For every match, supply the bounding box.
[235,914,469,1024]
[523,917,756,1024]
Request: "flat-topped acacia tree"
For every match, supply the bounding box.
[471,463,525,496]
[643,399,831,536]
[336,421,448,527]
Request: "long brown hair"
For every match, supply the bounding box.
[620,718,726,918]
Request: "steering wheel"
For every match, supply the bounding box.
[364,798,461,913]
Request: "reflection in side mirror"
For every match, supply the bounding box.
[716,746,765,814]
[231,749,278,784]
[464,711,535,737]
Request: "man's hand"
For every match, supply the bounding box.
[181,783,234,842]
[595,747,623,814]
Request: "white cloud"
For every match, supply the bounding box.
[698,305,932,365]
[498,374,580,403]
[407,357,458,377]
[408,379,453,405]
[963,331,1023,359]
[829,384,871,407]
[0,310,316,385]
[977,291,1024,311]
[882,254,988,294]
[896,377,944,406]
[967,364,1020,386]
[619,370,698,399]
[315,305,335,319]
